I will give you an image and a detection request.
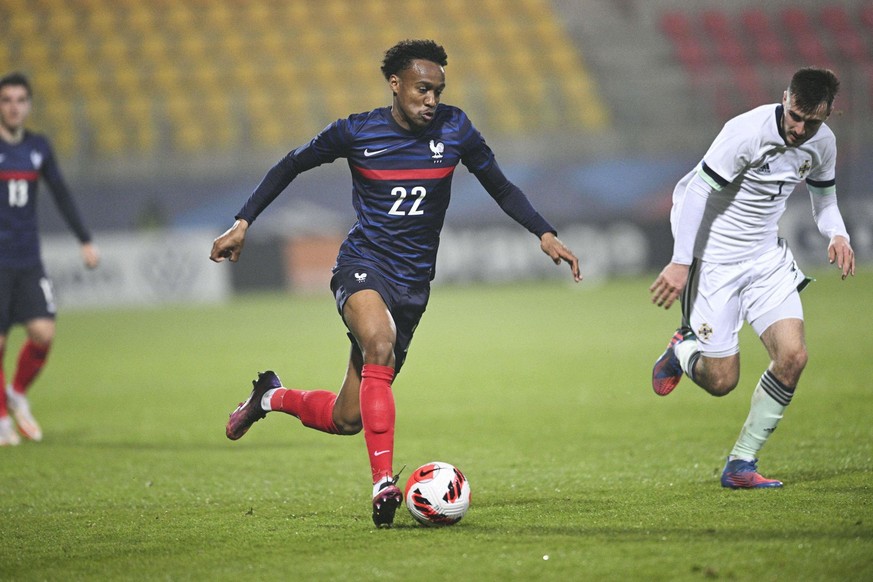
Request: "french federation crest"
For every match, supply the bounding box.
[429,140,444,159]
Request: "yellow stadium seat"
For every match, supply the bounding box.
[7,11,40,40]
[126,3,157,36]
[151,66,183,94]
[34,99,77,155]
[203,2,236,30]
[60,37,91,67]
[0,43,10,66]
[85,9,116,36]
[0,0,609,159]
[18,42,53,69]
[173,123,207,153]
[164,3,195,30]
[43,9,77,37]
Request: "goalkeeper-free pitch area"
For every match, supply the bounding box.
[1,271,870,580]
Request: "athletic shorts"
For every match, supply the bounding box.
[681,239,809,358]
[0,265,57,333]
[330,264,430,374]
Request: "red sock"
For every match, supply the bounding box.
[360,364,396,484]
[270,389,340,434]
[13,340,50,395]
[0,345,6,416]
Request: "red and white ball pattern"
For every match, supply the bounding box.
[404,461,471,526]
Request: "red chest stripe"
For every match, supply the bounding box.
[353,165,455,181]
[0,170,39,180]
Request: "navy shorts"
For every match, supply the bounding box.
[330,265,430,374]
[0,265,57,334]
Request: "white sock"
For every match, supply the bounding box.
[730,372,791,461]
[260,388,279,411]
[6,385,26,408]
[372,475,393,497]
[674,337,699,375]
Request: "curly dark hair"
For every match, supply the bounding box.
[789,68,839,113]
[0,71,32,97]
[381,39,448,80]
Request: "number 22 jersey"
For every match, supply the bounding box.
[236,104,554,286]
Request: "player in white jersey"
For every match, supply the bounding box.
[648,68,855,488]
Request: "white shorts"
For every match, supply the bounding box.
[682,239,808,357]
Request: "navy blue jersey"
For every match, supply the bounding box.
[0,131,91,268]
[237,104,555,285]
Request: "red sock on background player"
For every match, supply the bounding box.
[12,340,50,394]
[0,345,6,416]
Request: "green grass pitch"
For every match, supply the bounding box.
[1,271,870,580]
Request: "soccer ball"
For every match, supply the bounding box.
[404,461,471,526]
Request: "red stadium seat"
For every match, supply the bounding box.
[821,5,852,32]
[754,37,788,65]
[734,66,768,105]
[859,2,873,30]
[820,5,870,63]
[739,8,770,37]
[661,10,708,73]
[701,9,731,38]
[701,9,748,68]
[675,39,708,73]
[739,9,787,65]
[782,7,810,34]
[661,10,693,40]
[833,32,868,63]
[781,7,832,66]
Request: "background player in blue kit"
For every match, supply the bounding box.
[210,39,581,527]
[0,72,100,446]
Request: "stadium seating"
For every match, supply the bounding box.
[781,7,832,68]
[820,4,869,63]
[0,0,608,160]
[660,3,873,119]
[702,9,748,69]
[660,11,707,74]
[740,9,787,65]
[862,1,873,29]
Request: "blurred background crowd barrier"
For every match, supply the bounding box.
[3,0,871,306]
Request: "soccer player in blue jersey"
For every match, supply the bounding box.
[211,39,581,527]
[0,72,100,446]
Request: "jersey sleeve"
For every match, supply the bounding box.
[456,111,495,174]
[236,119,352,224]
[806,127,837,196]
[805,128,844,239]
[455,113,556,237]
[474,161,556,237]
[39,138,92,243]
[670,171,711,264]
[697,117,759,191]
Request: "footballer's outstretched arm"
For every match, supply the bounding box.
[650,172,711,309]
[210,219,249,263]
[539,232,581,282]
[809,189,855,279]
[474,161,580,281]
